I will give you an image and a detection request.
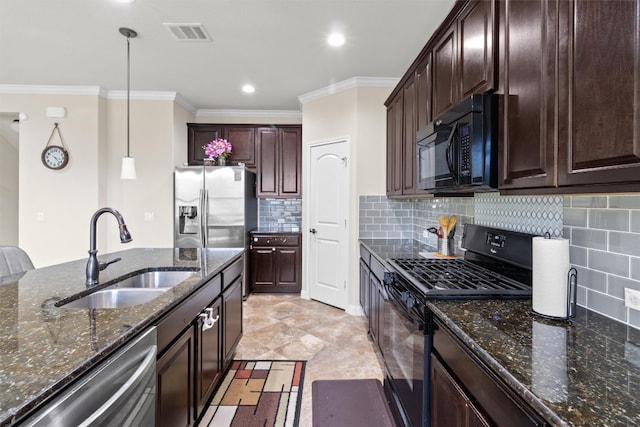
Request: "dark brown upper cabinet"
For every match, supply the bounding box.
[416,52,433,131]
[403,77,417,195]
[433,0,497,119]
[499,0,640,193]
[385,0,495,197]
[459,0,496,99]
[498,0,557,190]
[386,92,404,196]
[256,126,302,198]
[225,127,256,167]
[556,0,640,188]
[433,26,458,119]
[187,123,255,167]
[187,124,223,166]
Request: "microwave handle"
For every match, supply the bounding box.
[445,125,459,184]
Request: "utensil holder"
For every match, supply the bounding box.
[437,238,454,257]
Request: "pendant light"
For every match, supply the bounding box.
[119,27,137,180]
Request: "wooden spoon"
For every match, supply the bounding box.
[449,215,457,232]
[439,216,450,239]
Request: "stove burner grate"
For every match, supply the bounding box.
[389,258,531,297]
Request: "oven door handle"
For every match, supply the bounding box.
[384,283,425,330]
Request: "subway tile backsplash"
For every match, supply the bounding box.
[359,193,640,329]
[257,198,302,232]
[564,195,640,328]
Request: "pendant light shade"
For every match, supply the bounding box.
[120,156,137,179]
[119,27,137,180]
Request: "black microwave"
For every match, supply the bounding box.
[416,93,498,193]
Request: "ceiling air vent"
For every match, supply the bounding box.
[163,23,211,41]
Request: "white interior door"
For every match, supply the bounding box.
[308,140,348,309]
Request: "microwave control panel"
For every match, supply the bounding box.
[459,124,471,177]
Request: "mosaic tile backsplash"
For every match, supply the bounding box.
[474,193,563,237]
[257,198,301,232]
[359,193,640,329]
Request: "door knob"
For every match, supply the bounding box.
[309,228,317,234]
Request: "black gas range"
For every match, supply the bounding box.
[382,224,535,427]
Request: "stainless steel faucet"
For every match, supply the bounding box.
[86,208,132,286]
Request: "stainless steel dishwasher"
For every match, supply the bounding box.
[20,327,157,426]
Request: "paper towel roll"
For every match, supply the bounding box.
[532,236,570,318]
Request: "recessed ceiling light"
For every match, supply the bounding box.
[242,84,255,94]
[327,33,345,47]
[115,0,135,3]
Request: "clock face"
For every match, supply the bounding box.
[41,146,69,170]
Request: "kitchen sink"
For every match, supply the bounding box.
[110,270,198,289]
[62,288,167,309]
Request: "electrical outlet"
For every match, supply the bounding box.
[423,230,429,238]
[625,288,640,311]
[144,212,154,222]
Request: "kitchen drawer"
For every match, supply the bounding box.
[251,233,300,247]
[369,256,386,281]
[156,274,221,355]
[222,256,243,289]
[360,244,371,266]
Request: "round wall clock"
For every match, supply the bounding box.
[41,145,69,170]
[41,123,70,170]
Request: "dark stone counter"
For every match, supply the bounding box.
[360,238,640,426]
[0,247,243,426]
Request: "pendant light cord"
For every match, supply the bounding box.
[126,33,131,158]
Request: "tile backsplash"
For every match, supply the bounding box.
[359,193,640,329]
[258,198,302,232]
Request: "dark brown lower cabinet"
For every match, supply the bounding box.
[195,298,222,420]
[250,233,301,293]
[155,254,244,426]
[359,245,387,354]
[431,355,490,427]
[433,319,546,426]
[156,327,194,427]
[223,277,243,370]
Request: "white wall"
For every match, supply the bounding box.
[0,93,102,266]
[0,91,195,267]
[301,84,392,312]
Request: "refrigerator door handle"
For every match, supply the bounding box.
[203,189,209,246]
[199,188,206,247]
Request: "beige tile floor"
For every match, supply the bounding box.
[233,293,384,426]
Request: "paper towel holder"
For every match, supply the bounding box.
[532,267,578,322]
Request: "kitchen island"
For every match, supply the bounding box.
[360,238,640,426]
[0,247,243,426]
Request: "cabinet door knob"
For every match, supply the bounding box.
[272,247,276,252]
[309,228,317,234]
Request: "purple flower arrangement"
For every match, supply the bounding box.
[203,138,232,160]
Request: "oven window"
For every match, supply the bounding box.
[384,295,425,426]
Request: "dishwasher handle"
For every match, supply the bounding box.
[79,344,157,427]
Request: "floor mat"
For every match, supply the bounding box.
[199,360,306,427]
[312,379,396,427]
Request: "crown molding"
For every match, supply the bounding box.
[0,84,105,96]
[196,109,302,118]
[297,76,400,104]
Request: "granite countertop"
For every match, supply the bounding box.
[0,247,243,426]
[360,238,640,426]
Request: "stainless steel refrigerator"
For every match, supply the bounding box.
[174,166,257,294]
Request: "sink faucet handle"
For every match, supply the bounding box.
[99,257,122,271]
